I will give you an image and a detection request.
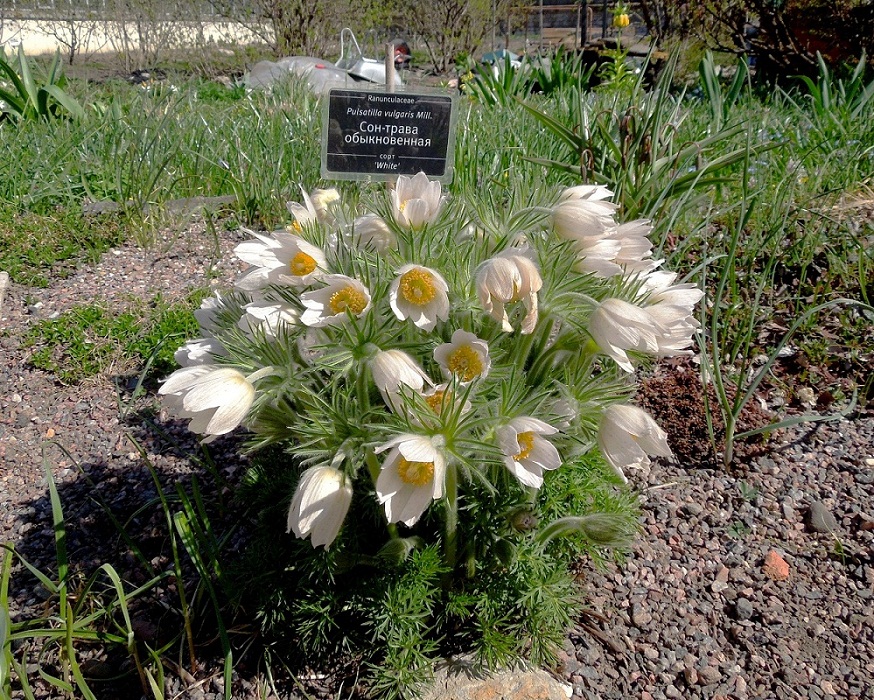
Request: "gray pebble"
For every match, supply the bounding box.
[808,500,839,533]
[734,597,755,621]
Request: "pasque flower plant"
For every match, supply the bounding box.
[159,170,701,686]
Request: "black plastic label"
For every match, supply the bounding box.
[323,89,455,181]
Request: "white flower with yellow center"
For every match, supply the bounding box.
[389,264,450,331]
[174,338,227,367]
[390,172,443,230]
[376,434,446,526]
[419,383,472,419]
[598,404,672,482]
[434,329,491,382]
[497,417,561,488]
[237,300,299,341]
[159,365,255,442]
[234,230,326,291]
[475,249,543,334]
[588,298,663,373]
[286,466,353,549]
[299,275,372,327]
[353,213,397,252]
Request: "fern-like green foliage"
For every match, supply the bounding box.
[229,441,637,699]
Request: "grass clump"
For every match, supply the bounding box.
[23,292,206,383]
[0,206,124,287]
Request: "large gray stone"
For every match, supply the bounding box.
[419,658,571,700]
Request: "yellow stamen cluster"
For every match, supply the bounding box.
[447,346,484,381]
[425,390,447,414]
[514,432,536,461]
[290,221,303,232]
[289,251,318,276]
[329,286,368,315]
[397,458,434,486]
[399,269,437,306]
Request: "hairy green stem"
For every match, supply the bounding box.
[443,463,459,584]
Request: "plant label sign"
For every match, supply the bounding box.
[322,88,456,182]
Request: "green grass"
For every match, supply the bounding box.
[0,206,124,287]
[23,292,206,383]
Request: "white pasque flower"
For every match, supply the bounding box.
[287,186,339,230]
[434,329,491,382]
[417,383,472,420]
[369,349,432,408]
[389,264,450,331]
[391,172,442,229]
[159,365,255,441]
[376,434,446,526]
[308,187,341,225]
[234,230,326,291]
[475,249,543,334]
[598,404,672,482]
[237,300,299,341]
[286,466,353,549]
[497,417,561,488]
[174,338,227,367]
[558,184,616,203]
[570,235,622,277]
[639,272,704,357]
[588,297,663,373]
[299,275,372,327]
[552,188,618,241]
[193,292,223,336]
[353,213,397,252]
[612,219,663,276]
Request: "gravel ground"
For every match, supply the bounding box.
[1,220,872,700]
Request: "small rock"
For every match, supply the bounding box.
[797,387,816,407]
[734,597,755,621]
[712,566,730,592]
[683,503,704,517]
[631,603,652,627]
[819,680,836,696]
[808,501,838,533]
[763,551,790,581]
[697,666,721,686]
